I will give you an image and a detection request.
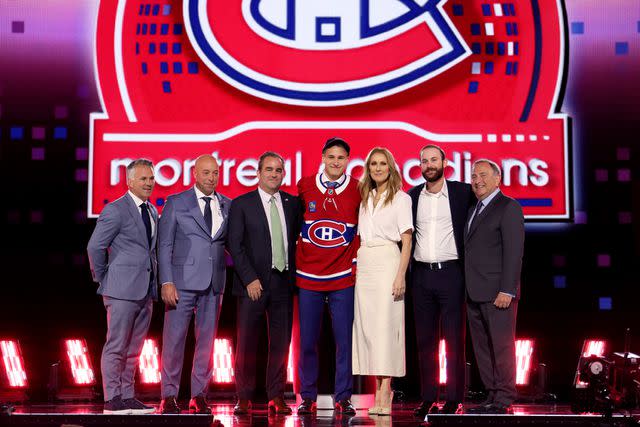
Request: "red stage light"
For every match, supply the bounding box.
[64,339,96,386]
[439,339,447,385]
[582,340,606,358]
[138,339,161,384]
[212,338,234,384]
[287,342,294,384]
[0,340,27,388]
[515,339,535,386]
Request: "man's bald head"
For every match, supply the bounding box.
[193,155,219,195]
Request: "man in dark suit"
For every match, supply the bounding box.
[87,158,158,414]
[464,159,524,414]
[409,145,475,416]
[227,152,300,415]
[157,154,231,414]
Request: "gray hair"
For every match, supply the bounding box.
[126,158,154,180]
[258,151,285,171]
[472,158,501,176]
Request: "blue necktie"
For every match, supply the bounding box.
[140,202,152,247]
[325,181,338,189]
[202,196,213,234]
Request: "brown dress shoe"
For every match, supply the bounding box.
[159,396,181,414]
[296,398,317,414]
[233,399,252,415]
[188,395,212,414]
[268,396,292,415]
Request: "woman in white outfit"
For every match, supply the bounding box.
[352,147,413,415]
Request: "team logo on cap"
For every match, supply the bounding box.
[184,0,469,106]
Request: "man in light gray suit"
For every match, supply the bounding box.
[87,158,158,415]
[464,159,524,414]
[158,154,230,414]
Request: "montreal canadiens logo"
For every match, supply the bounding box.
[307,220,349,248]
[183,0,469,106]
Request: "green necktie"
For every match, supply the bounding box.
[270,196,286,272]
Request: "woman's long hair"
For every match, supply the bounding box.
[359,147,402,210]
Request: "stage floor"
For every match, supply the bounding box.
[2,402,639,426]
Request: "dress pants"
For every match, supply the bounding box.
[298,286,354,402]
[411,261,466,402]
[467,299,518,406]
[161,285,222,398]
[235,270,293,400]
[101,295,153,401]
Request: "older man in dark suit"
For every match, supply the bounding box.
[227,152,300,415]
[87,158,158,415]
[464,159,525,414]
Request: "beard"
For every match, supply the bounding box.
[422,166,444,183]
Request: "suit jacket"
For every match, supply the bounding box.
[227,189,301,297]
[408,179,476,263]
[158,188,231,293]
[464,191,525,302]
[87,193,158,301]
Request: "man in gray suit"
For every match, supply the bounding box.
[87,158,158,414]
[158,154,230,414]
[464,159,524,414]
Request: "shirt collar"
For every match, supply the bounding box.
[194,185,216,201]
[128,190,147,207]
[422,179,449,198]
[258,187,280,203]
[479,188,501,206]
[320,171,346,187]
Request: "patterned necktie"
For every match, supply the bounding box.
[469,200,484,230]
[202,196,212,234]
[270,196,286,272]
[325,181,338,189]
[140,202,152,247]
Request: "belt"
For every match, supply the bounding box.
[362,239,397,248]
[416,260,460,271]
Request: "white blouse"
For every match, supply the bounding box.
[358,189,413,243]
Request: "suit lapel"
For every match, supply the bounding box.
[150,204,159,248]
[125,193,149,248]
[466,191,503,241]
[186,189,211,238]
[212,192,229,240]
[281,192,293,241]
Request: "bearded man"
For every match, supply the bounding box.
[408,145,476,416]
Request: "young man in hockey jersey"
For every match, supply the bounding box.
[296,137,361,415]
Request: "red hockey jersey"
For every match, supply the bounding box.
[296,173,361,291]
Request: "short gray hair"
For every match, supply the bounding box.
[472,158,501,176]
[126,158,154,180]
[258,151,285,171]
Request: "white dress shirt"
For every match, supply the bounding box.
[413,180,458,263]
[128,191,155,237]
[257,187,289,267]
[359,189,413,243]
[194,186,223,237]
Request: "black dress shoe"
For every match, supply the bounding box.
[297,398,317,415]
[335,399,356,415]
[233,399,251,415]
[159,396,181,414]
[441,401,462,414]
[413,401,437,417]
[188,395,212,414]
[268,396,292,415]
[466,403,492,414]
[485,403,513,414]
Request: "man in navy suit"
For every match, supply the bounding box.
[227,152,301,415]
[409,145,476,416]
[88,158,158,414]
[158,154,231,414]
